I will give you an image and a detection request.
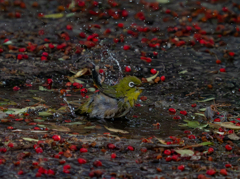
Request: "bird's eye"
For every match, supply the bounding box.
[129,82,135,88]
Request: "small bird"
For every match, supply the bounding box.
[76,64,144,119]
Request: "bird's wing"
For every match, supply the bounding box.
[98,84,125,99]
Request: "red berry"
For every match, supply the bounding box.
[121,10,128,17]
[169,108,176,113]
[214,118,221,122]
[49,43,55,49]
[208,147,214,153]
[127,146,134,151]
[150,68,157,74]
[63,169,70,174]
[47,169,55,175]
[118,23,124,28]
[18,170,24,175]
[160,76,165,82]
[66,25,72,30]
[52,135,61,141]
[23,54,28,59]
[222,7,228,12]
[206,169,216,176]
[125,66,131,72]
[4,39,9,43]
[123,45,130,50]
[164,149,171,155]
[8,143,14,148]
[178,165,185,171]
[69,145,77,151]
[228,51,235,57]
[111,153,116,159]
[78,158,87,164]
[141,147,147,153]
[216,59,221,64]
[93,160,102,167]
[35,147,43,154]
[18,48,26,52]
[36,172,42,177]
[165,9,171,14]
[13,86,20,91]
[113,38,119,43]
[17,54,23,60]
[225,144,232,151]
[107,143,116,149]
[42,52,48,57]
[153,51,158,56]
[63,164,71,170]
[15,12,21,18]
[92,1,98,6]
[78,1,85,7]
[220,169,227,176]
[80,148,88,153]
[165,156,172,162]
[47,78,53,84]
[173,115,181,120]
[225,163,232,168]
[172,155,179,161]
[188,134,196,139]
[220,68,226,72]
[191,103,197,107]
[41,56,47,61]
[0,48,3,53]
[38,13,44,17]
[180,110,187,116]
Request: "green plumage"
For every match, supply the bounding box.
[77,75,143,119]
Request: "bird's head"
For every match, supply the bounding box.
[114,76,144,105]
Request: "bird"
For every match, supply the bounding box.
[76,63,144,119]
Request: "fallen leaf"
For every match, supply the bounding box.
[33,97,45,103]
[9,105,46,115]
[194,113,206,117]
[199,141,213,146]
[228,133,240,140]
[197,97,215,102]
[43,123,70,132]
[146,71,159,83]
[179,120,208,129]
[65,122,83,125]
[104,126,129,134]
[39,86,53,91]
[43,13,64,18]
[156,138,166,144]
[179,70,188,74]
[175,149,194,156]
[156,0,169,3]
[38,112,53,116]
[220,122,240,130]
[23,138,39,142]
[74,68,89,78]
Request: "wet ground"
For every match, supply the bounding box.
[1,0,240,178]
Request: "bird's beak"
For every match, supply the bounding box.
[136,85,144,90]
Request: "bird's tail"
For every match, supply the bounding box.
[87,61,102,88]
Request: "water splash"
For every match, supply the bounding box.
[63,97,76,117]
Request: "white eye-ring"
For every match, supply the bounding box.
[129,82,135,87]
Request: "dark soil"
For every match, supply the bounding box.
[1,0,240,178]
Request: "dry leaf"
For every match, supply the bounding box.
[228,133,240,140]
[146,71,159,83]
[74,68,89,78]
[220,122,240,130]
[104,126,129,134]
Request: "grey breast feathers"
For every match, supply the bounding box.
[89,93,131,119]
